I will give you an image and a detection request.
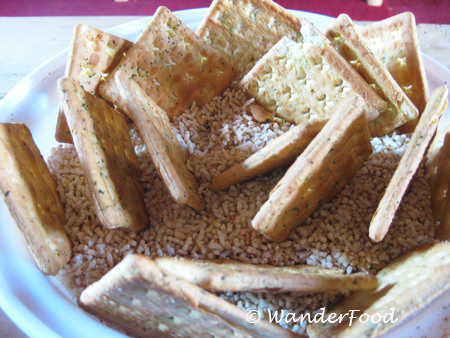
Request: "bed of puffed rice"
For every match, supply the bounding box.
[47,87,436,335]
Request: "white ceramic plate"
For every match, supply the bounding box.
[1,8,450,338]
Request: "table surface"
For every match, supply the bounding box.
[0,15,449,338]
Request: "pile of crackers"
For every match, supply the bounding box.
[1,0,450,337]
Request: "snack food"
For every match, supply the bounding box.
[324,14,418,136]
[196,0,304,78]
[58,77,148,231]
[115,70,205,211]
[79,254,303,338]
[56,23,132,143]
[99,6,238,120]
[240,20,385,125]
[210,119,326,191]
[359,12,429,133]
[0,123,71,275]
[154,256,377,293]
[307,242,450,338]
[252,95,373,242]
[369,85,448,242]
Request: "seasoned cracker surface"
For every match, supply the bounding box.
[99,6,238,120]
[50,87,436,336]
[0,123,71,275]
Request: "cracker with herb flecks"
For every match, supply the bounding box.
[425,125,450,240]
[307,242,450,338]
[58,77,148,232]
[78,254,304,338]
[210,119,326,192]
[56,24,133,144]
[0,123,71,275]
[153,256,377,293]
[196,0,304,78]
[359,12,429,133]
[240,20,386,126]
[324,14,418,137]
[369,85,448,242]
[252,95,372,242]
[99,6,238,120]
[115,70,205,211]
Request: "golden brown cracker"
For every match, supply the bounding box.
[240,20,386,126]
[307,242,450,338]
[99,6,238,120]
[58,77,148,232]
[196,0,304,77]
[0,123,71,275]
[56,23,132,144]
[324,14,418,136]
[78,254,304,338]
[359,12,429,133]
[210,119,326,191]
[115,70,205,211]
[369,85,448,242]
[154,256,377,293]
[252,95,372,242]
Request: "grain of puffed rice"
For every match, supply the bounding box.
[47,87,436,335]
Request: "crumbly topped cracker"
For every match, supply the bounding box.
[99,6,238,120]
[0,123,71,275]
[307,242,450,338]
[115,70,205,211]
[369,85,448,242]
[196,0,304,78]
[56,24,132,144]
[359,12,429,133]
[240,20,386,125]
[79,254,304,338]
[252,95,373,242]
[154,256,377,293]
[324,14,418,136]
[58,77,148,232]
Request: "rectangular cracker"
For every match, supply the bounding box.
[210,119,326,191]
[307,242,450,338]
[425,126,450,240]
[78,254,304,338]
[240,20,386,126]
[369,85,448,242]
[58,77,148,232]
[115,70,205,211]
[99,6,238,120]
[359,12,429,133]
[154,256,377,293]
[252,95,373,242]
[324,14,418,136]
[0,123,71,275]
[196,0,304,78]
[56,23,132,144]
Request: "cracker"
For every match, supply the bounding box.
[78,254,303,338]
[307,242,450,338]
[210,119,326,191]
[359,12,429,133]
[58,77,148,232]
[115,70,205,211]
[99,6,238,120]
[324,14,418,136]
[240,20,386,126]
[252,95,372,242]
[56,24,132,144]
[0,123,71,275]
[369,85,448,242]
[425,126,450,240]
[196,0,304,78]
[153,256,377,293]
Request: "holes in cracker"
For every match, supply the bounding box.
[81,65,94,78]
[184,73,194,84]
[282,86,292,99]
[249,6,260,20]
[402,83,413,95]
[87,38,99,52]
[397,56,407,67]
[317,93,326,102]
